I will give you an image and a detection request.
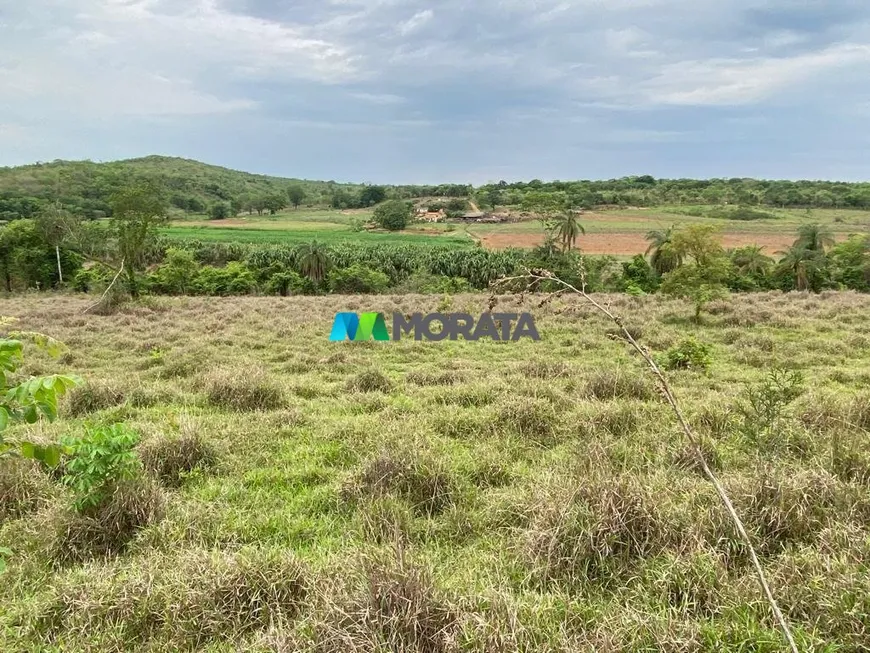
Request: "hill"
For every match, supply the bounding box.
[0,156,474,220]
[0,156,356,219]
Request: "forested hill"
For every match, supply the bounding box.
[0,156,474,220]
[1,155,870,221]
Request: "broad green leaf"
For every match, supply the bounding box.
[20,442,60,466]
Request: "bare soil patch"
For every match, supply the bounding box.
[480,232,801,254]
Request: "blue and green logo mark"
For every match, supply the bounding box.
[329,312,390,342]
[330,312,540,342]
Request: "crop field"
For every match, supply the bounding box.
[2,292,870,651]
[166,207,870,256]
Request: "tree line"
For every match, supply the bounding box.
[4,157,870,223]
[1,181,867,307]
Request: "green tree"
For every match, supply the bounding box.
[661,225,732,322]
[729,245,774,290]
[297,240,332,285]
[36,202,78,284]
[359,185,387,207]
[373,200,411,231]
[209,202,231,220]
[645,226,682,275]
[108,183,169,298]
[552,212,585,251]
[149,248,200,294]
[794,223,835,253]
[287,185,306,209]
[830,235,870,291]
[263,193,287,215]
[0,219,78,291]
[776,245,829,292]
[328,264,390,294]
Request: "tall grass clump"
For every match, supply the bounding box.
[0,458,53,524]
[30,548,307,649]
[205,369,285,411]
[342,453,454,516]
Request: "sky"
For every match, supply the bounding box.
[1,0,870,184]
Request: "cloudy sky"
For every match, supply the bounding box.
[2,0,869,183]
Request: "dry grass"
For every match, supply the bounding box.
[66,381,127,416]
[2,292,870,651]
[30,548,307,649]
[343,453,454,517]
[139,432,219,487]
[0,458,53,524]
[205,368,285,411]
[52,476,165,565]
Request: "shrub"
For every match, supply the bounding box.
[327,264,390,294]
[66,382,126,416]
[139,433,218,487]
[392,272,472,294]
[61,424,141,512]
[146,248,200,294]
[265,270,310,296]
[205,369,285,411]
[193,262,257,296]
[737,369,804,440]
[662,337,713,371]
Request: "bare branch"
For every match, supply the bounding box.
[83,259,125,315]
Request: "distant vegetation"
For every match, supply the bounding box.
[0,157,868,313]
[3,157,870,224]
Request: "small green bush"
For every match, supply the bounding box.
[662,337,713,371]
[193,262,257,296]
[328,264,390,294]
[61,424,141,512]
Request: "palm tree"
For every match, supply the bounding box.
[645,226,682,275]
[730,245,773,276]
[297,240,331,285]
[794,223,835,253]
[552,212,585,251]
[777,245,825,292]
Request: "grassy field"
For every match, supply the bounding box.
[166,207,870,255]
[1,292,870,650]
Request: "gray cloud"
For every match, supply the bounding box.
[2,0,870,180]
